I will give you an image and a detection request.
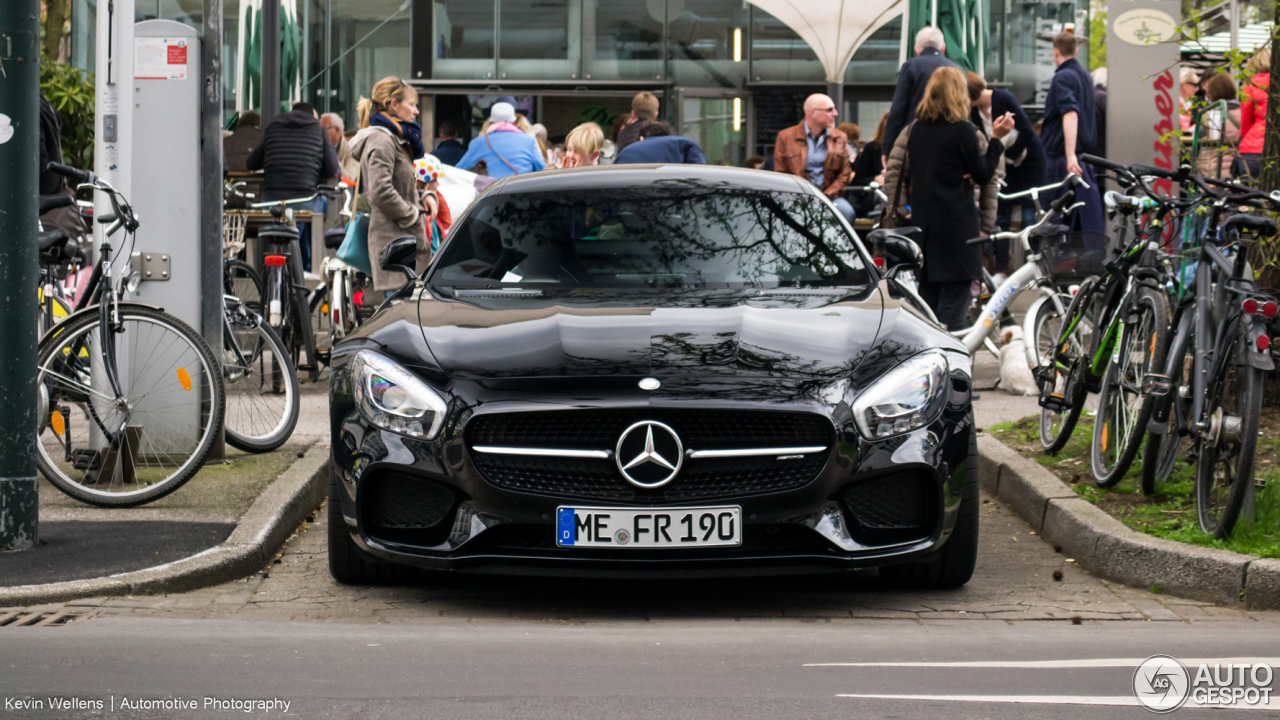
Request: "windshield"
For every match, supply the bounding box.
[428,185,873,289]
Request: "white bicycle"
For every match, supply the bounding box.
[871,174,1089,367]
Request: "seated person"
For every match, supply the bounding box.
[613,122,707,165]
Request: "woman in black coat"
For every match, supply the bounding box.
[969,73,1046,273]
[908,67,1012,330]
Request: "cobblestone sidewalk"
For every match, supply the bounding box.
[18,488,1280,627]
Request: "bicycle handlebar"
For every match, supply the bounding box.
[47,162,93,186]
[1130,163,1188,181]
[1080,154,1123,173]
[248,190,324,209]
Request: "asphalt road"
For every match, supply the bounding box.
[2,616,1278,718]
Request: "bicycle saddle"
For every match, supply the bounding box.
[257,224,301,242]
[1103,190,1142,211]
[324,228,347,249]
[40,194,74,214]
[1223,213,1277,237]
[38,229,77,266]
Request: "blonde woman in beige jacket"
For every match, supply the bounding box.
[349,76,437,293]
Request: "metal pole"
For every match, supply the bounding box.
[202,0,227,462]
[0,0,41,552]
[827,81,844,120]
[261,0,280,123]
[1229,0,1239,51]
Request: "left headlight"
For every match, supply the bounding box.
[352,350,448,439]
[852,351,949,440]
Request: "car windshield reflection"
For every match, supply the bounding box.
[429,186,872,290]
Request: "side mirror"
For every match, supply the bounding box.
[380,235,418,283]
[883,235,922,272]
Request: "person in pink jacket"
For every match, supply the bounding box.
[1238,49,1271,178]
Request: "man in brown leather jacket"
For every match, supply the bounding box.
[773,93,855,222]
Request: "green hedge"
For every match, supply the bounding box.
[41,62,94,170]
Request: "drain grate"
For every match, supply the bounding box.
[0,611,94,628]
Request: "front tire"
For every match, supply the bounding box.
[1038,276,1099,453]
[1092,286,1169,487]
[328,468,400,584]
[1195,358,1263,538]
[880,421,979,589]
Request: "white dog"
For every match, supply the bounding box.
[999,326,1039,396]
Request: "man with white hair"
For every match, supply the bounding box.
[883,26,958,164]
[320,112,358,182]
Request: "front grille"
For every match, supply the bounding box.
[361,472,457,546]
[467,409,832,502]
[842,472,935,545]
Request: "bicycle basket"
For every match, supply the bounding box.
[1038,231,1107,284]
[223,211,247,255]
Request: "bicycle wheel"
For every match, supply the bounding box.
[224,259,262,313]
[36,305,225,507]
[1092,286,1169,487]
[1142,331,1191,495]
[1038,276,1099,453]
[1195,340,1263,538]
[223,301,300,452]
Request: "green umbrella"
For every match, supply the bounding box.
[906,0,985,74]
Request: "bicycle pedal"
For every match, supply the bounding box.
[1141,373,1172,398]
[70,448,102,471]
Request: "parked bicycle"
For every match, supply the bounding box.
[248,190,336,381]
[1089,158,1280,537]
[36,163,225,507]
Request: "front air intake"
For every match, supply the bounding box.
[842,472,936,545]
[361,472,457,546]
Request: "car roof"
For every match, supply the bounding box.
[489,164,819,196]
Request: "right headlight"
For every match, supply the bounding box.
[351,350,448,439]
[852,352,949,440]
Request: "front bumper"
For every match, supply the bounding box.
[329,388,975,578]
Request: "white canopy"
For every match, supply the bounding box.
[746,0,906,84]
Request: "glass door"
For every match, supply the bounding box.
[678,91,748,167]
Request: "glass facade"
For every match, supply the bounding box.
[66,0,1089,162]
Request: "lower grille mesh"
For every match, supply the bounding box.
[842,472,935,544]
[363,473,455,530]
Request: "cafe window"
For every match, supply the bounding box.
[583,0,664,81]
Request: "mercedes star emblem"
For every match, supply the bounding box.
[615,420,683,488]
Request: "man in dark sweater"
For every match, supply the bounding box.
[613,122,707,165]
[246,103,338,271]
[614,92,661,154]
[883,26,958,164]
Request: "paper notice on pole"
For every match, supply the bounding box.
[135,37,188,80]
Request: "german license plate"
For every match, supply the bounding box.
[555,506,742,548]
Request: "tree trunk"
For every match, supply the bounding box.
[41,0,68,63]
[1259,6,1280,191]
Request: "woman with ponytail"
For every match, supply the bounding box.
[349,76,437,292]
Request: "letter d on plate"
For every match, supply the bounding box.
[557,508,576,546]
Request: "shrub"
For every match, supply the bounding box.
[40,62,94,169]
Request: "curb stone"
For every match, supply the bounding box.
[0,445,330,607]
[978,432,1277,610]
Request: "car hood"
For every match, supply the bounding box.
[414,287,890,381]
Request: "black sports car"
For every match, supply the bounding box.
[328,165,977,587]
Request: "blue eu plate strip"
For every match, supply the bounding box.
[557,508,575,546]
